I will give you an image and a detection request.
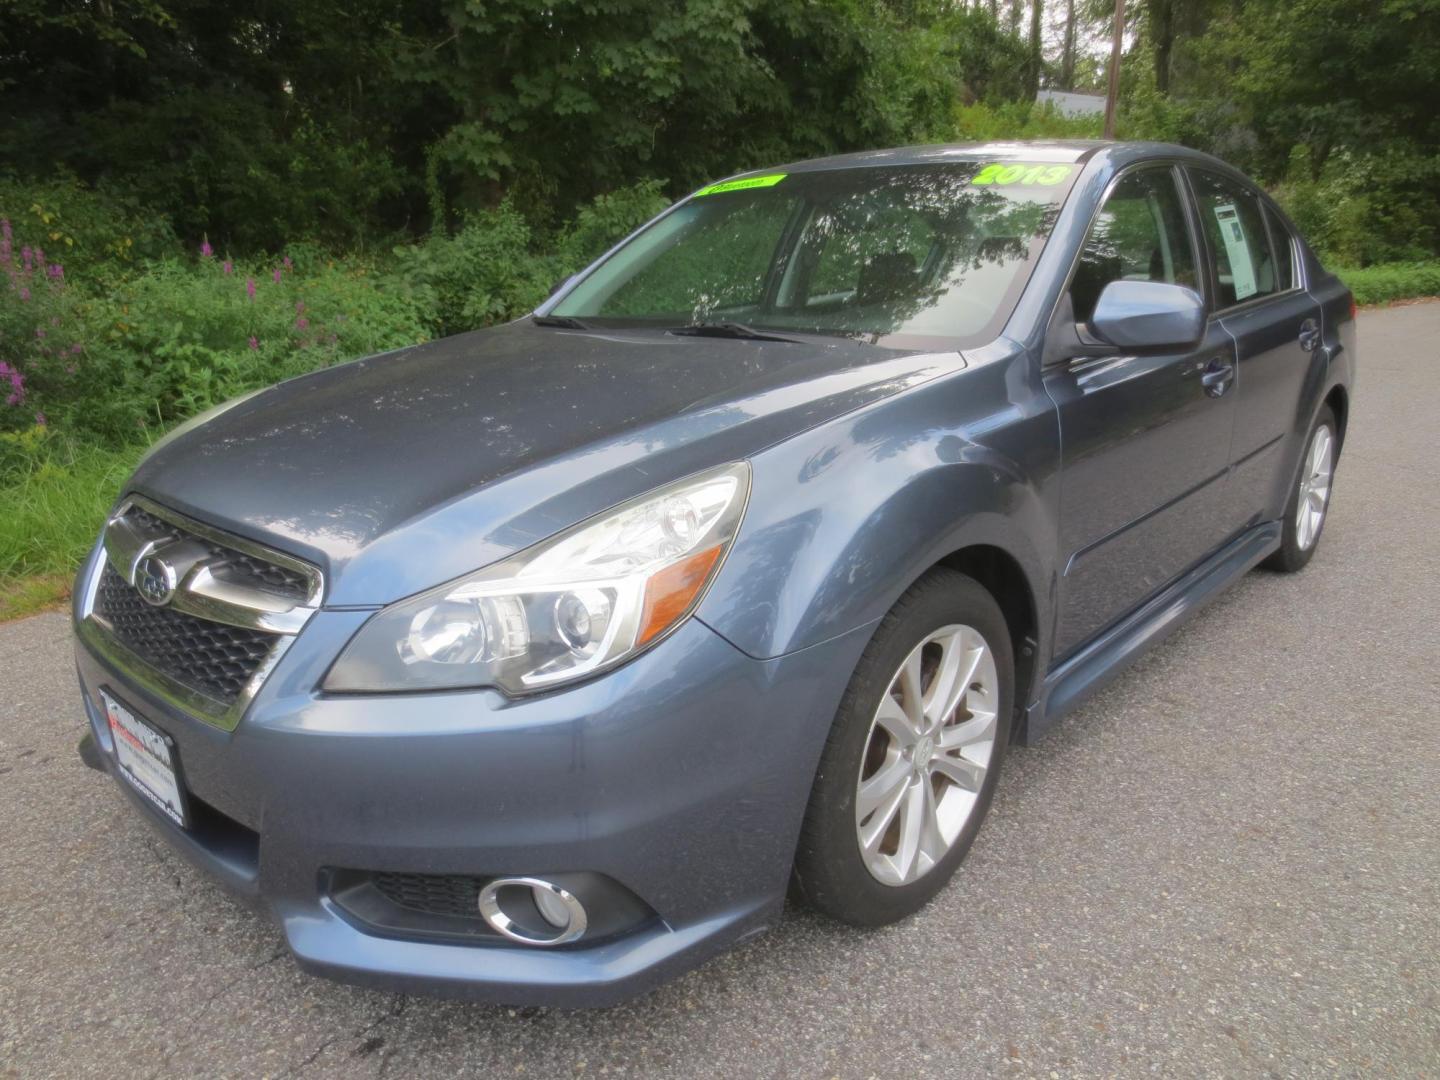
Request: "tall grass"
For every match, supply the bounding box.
[0,436,146,618]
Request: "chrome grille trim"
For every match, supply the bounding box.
[79,496,325,732]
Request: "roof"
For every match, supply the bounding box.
[753,141,1110,178]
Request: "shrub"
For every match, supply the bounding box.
[0,213,430,442]
[1338,262,1440,306]
[1272,146,1440,267]
[388,179,671,337]
[0,178,674,445]
[0,176,176,283]
[952,100,1102,142]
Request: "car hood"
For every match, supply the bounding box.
[131,321,960,605]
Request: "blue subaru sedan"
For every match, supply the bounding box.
[73,141,1355,1005]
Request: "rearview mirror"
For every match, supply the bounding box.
[1089,280,1205,351]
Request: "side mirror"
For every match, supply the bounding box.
[1089,280,1205,351]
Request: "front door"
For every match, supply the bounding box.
[1045,165,1239,658]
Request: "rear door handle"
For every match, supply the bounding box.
[1201,356,1235,398]
[1298,318,1321,352]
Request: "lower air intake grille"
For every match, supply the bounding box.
[95,564,278,704]
[371,872,486,918]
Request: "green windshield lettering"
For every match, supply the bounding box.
[695,174,788,197]
[972,163,1074,187]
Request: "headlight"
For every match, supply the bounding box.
[324,462,750,694]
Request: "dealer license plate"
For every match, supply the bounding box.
[101,690,189,829]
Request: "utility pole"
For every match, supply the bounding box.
[1103,0,1125,139]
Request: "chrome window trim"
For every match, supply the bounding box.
[79,495,325,732]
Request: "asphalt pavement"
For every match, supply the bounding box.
[2,302,1437,1078]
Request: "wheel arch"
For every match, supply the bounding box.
[1323,383,1349,456]
[934,544,1042,745]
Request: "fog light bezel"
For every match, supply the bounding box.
[477,876,589,947]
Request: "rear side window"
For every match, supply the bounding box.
[1189,170,1282,308]
[1070,167,1198,323]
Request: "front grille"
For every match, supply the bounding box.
[95,564,278,704]
[124,505,310,603]
[372,871,486,918]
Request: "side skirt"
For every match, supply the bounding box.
[1021,520,1282,744]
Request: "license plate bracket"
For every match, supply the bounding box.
[101,690,190,829]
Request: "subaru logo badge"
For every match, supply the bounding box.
[134,554,178,607]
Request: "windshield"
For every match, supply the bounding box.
[552,161,1080,347]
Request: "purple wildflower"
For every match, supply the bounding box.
[35,328,45,339]
[200,240,214,258]
[248,336,259,350]
[283,256,293,270]
[70,343,82,354]
[295,300,304,314]
[18,287,29,302]
[47,264,63,280]
[295,317,309,330]
[246,277,256,300]
[272,267,282,284]
[35,411,46,426]
[21,246,32,270]
[0,361,23,405]
[223,260,233,275]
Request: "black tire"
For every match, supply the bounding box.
[791,568,1014,927]
[1263,405,1338,573]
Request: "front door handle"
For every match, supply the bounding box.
[1298,318,1321,352]
[1201,356,1235,398]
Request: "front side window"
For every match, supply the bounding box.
[1189,170,1282,308]
[553,162,1080,347]
[1070,167,1199,323]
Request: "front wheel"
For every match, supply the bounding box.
[1263,405,1337,573]
[791,569,1013,927]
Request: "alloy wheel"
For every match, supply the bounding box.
[854,624,999,886]
[1296,424,1335,551]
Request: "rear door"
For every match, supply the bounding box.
[1187,168,1324,527]
[1045,164,1240,658]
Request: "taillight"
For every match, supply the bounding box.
[1348,295,1357,321]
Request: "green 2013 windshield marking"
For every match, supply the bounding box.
[971,163,1074,187]
[694,173,787,197]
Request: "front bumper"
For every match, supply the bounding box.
[73,556,871,1005]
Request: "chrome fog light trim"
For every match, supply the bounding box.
[478,877,588,946]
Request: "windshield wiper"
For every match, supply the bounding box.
[668,321,802,343]
[532,314,594,330]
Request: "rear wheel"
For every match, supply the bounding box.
[1263,406,1337,573]
[791,569,1013,926]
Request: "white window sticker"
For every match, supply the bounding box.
[1212,202,1258,300]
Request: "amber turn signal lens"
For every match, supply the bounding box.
[636,545,724,646]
